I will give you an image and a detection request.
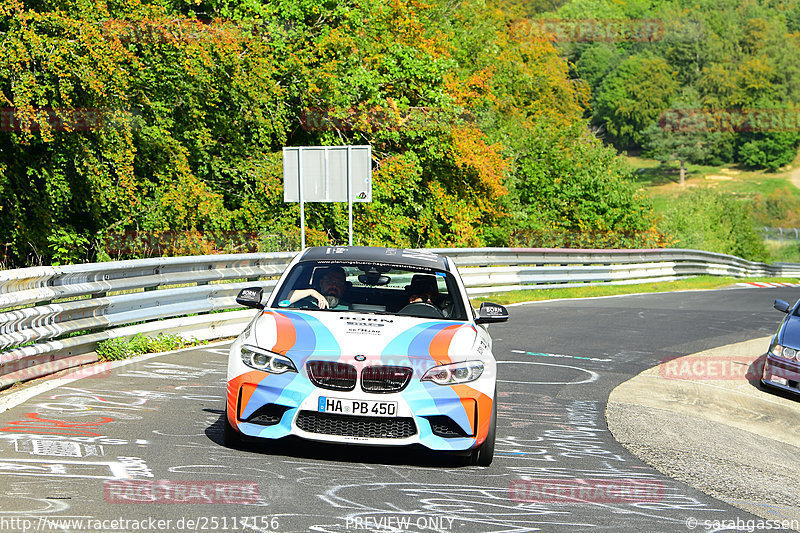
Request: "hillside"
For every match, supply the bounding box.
[632,153,800,262]
[2,0,798,267]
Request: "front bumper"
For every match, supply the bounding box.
[762,353,800,395]
[226,371,494,451]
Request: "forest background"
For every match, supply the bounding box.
[1,0,798,268]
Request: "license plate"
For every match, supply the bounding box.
[318,397,397,417]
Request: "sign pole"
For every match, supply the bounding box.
[347,146,353,246]
[298,149,305,249]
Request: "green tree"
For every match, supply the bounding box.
[642,95,721,185]
[738,131,800,171]
[574,43,621,96]
[0,0,667,266]
[594,55,679,148]
[546,0,800,170]
[508,120,663,248]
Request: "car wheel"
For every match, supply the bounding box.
[468,393,497,467]
[223,414,243,448]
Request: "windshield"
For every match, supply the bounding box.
[270,261,468,320]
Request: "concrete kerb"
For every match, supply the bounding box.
[606,337,800,527]
[0,339,233,414]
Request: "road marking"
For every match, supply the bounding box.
[510,350,612,362]
[497,361,600,385]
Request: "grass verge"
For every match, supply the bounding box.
[472,276,799,306]
[96,333,207,361]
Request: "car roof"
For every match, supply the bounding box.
[299,246,450,271]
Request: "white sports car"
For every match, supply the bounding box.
[224,246,508,465]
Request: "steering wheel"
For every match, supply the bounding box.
[293,295,322,309]
[398,302,444,318]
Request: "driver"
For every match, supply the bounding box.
[288,266,351,310]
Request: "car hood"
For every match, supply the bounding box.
[779,315,800,347]
[248,310,479,368]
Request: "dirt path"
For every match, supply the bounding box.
[791,164,800,189]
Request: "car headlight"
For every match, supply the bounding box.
[241,345,297,373]
[421,361,483,385]
[770,343,798,361]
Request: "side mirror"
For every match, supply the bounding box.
[475,302,509,324]
[774,299,791,313]
[236,287,265,309]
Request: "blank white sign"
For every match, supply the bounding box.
[283,146,372,203]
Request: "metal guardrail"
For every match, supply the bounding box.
[758,227,800,243]
[2,247,799,389]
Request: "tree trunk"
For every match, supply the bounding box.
[679,159,686,186]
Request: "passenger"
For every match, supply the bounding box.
[409,293,433,304]
[405,274,441,307]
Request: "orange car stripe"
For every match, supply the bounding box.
[226,370,268,429]
[453,384,493,442]
[265,311,297,355]
[428,324,462,363]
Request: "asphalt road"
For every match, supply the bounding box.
[0,286,798,533]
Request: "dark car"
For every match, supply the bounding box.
[761,298,800,395]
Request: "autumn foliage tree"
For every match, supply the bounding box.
[0,0,663,267]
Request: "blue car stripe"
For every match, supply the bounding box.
[383,322,473,439]
[242,311,340,420]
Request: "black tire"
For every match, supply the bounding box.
[223,413,243,448]
[468,394,497,467]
